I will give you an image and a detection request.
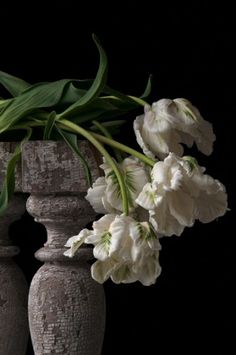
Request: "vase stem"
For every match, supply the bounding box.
[27,194,106,355]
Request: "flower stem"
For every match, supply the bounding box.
[58,121,155,167]
[127,96,147,106]
[92,120,123,163]
[59,118,129,215]
[91,132,155,167]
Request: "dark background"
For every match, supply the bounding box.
[1,2,235,354]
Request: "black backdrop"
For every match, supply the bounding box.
[1,2,235,354]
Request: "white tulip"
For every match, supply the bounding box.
[136,153,227,236]
[85,177,116,214]
[91,215,162,286]
[86,156,150,214]
[64,213,162,286]
[134,98,216,159]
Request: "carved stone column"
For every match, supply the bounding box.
[0,143,29,355]
[22,140,106,355]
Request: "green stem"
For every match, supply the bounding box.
[127,96,147,106]
[92,120,123,163]
[11,119,155,168]
[59,119,129,215]
[58,121,155,167]
[92,132,155,167]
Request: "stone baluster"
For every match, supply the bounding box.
[22,140,106,355]
[0,142,29,355]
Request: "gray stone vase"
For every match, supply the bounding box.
[22,140,106,355]
[0,142,29,355]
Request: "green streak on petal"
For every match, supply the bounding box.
[183,156,198,172]
[101,232,112,253]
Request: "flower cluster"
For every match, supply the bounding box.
[64,98,228,285]
[0,37,227,286]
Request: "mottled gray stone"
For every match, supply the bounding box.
[0,194,29,355]
[22,140,101,193]
[23,141,105,355]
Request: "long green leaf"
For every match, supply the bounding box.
[0,128,32,216]
[0,39,107,133]
[0,70,31,97]
[58,34,108,118]
[21,80,88,106]
[0,79,72,133]
[61,97,118,124]
[56,126,92,186]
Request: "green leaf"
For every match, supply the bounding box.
[0,79,71,133]
[56,126,92,186]
[43,111,57,140]
[58,34,108,118]
[21,80,89,106]
[0,128,32,217]
[101,86,140,107]
[0,70,31,97]
[140,74,153,99]
[62,97,119,124]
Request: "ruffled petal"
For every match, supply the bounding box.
[92,214,116,234]
[85,177,107,214]
[149,199,185,237]
[133,115,156,159]
[110,263,138,284]
[195,187,228,223]
[64,229,91,257]
[136,183,160,210]
[109,215,133,258]
[134,252,162,286]
[91,259,117,283]
[168,190,195,227]
[93,236,111,261]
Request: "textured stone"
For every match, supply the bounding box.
[24,141,106,355]
[22,140,101,193]
[0,194,29,355]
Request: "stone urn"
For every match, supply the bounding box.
[21,140,106,355]
[0,142,29,355]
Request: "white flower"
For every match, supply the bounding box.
[134,98,216,159]
[64,213,162,286]
[136,153,228,236]
[63,229,91,257]
[86,156,150,214]
[91,215,162,286]
[85,177,116,214]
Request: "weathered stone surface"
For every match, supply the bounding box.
[0,194,29,355]
[29,262,106,355]
[22,140,102,193]
[24,141,105,355]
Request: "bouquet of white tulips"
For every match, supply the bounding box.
[0,35,228,286]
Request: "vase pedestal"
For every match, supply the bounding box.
[22,140,105,355]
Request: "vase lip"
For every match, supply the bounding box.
[0,139,101,194]
[21,139,101,194]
